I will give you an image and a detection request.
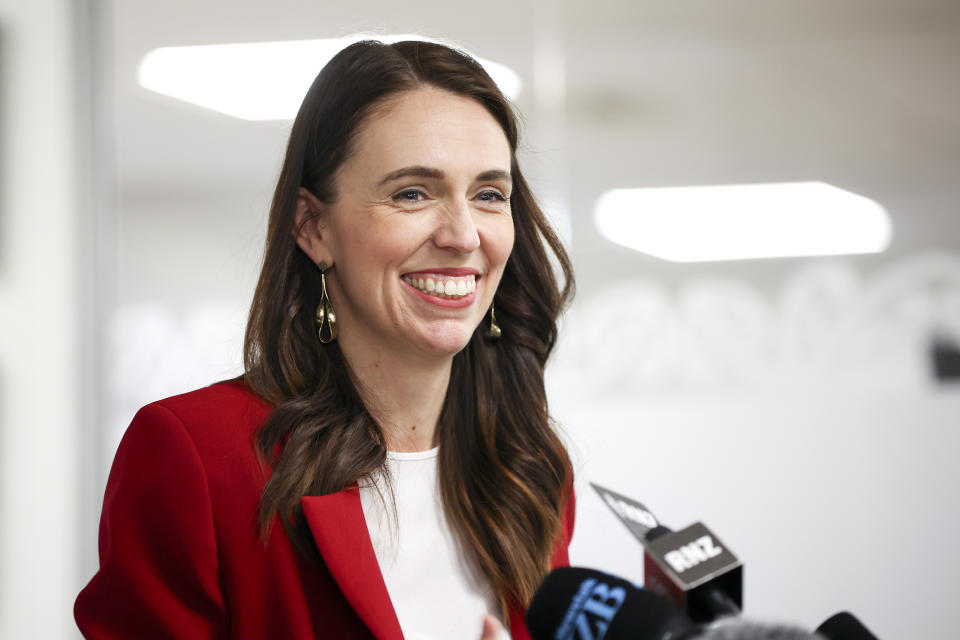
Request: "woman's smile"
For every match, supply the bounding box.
[401,269,479,308]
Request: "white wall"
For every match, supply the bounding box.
[0,0,87,637]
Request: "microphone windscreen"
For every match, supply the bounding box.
[691,618,825,640]
[815,612,878,640]
[526,567,691,640]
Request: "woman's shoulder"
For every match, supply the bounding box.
[126,376,272,461]
[152,375,268,417]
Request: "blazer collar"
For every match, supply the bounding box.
[302,488,404,640]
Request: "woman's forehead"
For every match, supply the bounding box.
[345,87,512,180]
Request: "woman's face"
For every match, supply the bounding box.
[298,86,515,361]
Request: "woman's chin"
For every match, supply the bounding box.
[413,324,479,358]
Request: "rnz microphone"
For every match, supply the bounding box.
[526,567,691,640]
[590,483,743,623]
[644,523,743,623]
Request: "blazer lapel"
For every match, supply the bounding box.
[302,488,404,640]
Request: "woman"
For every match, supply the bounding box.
[76,40,574,639]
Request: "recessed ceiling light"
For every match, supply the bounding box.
[593,181,892,262]
[137,35,522,121]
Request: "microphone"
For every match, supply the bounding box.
[526,567,692,640]
[814,612,878,640]
[692,618,825,640]
[526,567,825,640]
[643,523,743,622]
[592,483,743,623]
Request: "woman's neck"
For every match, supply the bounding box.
[337,338,452,453]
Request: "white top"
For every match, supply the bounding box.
[358,447,508,640]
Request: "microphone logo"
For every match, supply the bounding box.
[664,535,724,573]
[601,494,658,529]
[590,483,659,542]
[554,577,627,640]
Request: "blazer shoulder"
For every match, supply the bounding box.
[155,376,267,413]
[140,377,272,453]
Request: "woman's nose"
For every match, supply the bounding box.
[433,198,481,253]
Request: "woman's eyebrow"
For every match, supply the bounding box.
[376,166,512,187]
[377,166,445,186]
[475,169,512,183]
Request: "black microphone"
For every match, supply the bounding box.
[814,612,878,640]
[526,567,693,640]
[592,483,743,623]
[526,567,826,640]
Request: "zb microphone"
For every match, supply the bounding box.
[525,566,692,640]
[526,567,825,640]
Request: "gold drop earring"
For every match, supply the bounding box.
[486,302,502,340]
[315,261,337,344]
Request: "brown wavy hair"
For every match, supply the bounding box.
[243,40,574,614]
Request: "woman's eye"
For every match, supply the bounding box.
[477,190,508,203]
[393,189,427,203]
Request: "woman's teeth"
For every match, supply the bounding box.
[403,274,477,298]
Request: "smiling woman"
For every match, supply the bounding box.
[294,86,516,362]
[75,40,574,640]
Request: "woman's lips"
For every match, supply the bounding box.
[401,271,479,308]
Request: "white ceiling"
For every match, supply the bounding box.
[105,0,960,296]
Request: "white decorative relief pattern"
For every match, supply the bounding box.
[548,251,960,400]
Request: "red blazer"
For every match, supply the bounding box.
[75,379,575,639]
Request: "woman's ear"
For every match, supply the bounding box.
[293,187,333,266]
